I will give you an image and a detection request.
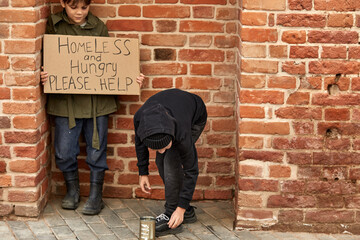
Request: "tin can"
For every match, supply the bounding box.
[139,216,155,240]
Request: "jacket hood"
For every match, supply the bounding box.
[136,104,176,142]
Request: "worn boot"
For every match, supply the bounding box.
[62,171,80,210]
[82,171,105,215]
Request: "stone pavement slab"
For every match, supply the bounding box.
[0,197,359,239]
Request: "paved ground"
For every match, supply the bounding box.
[0,197,359,240]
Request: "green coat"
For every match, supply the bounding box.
[45,10,119,149]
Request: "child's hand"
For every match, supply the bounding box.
[136,73,145,88]
[40,66,48,86]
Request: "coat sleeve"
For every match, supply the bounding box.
[134,114,150,175]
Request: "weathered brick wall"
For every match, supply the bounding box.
[0,0,50,217]
[236,0,360,234]
[47,0,238,206]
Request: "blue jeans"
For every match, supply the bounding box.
[54,116,109,172]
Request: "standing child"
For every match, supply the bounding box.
[134,89,207,236]
[41,0,144,215]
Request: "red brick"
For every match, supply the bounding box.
[308,30,358,44]
[240,90,284,104]
[142,34,186,46]
[12,88,41,101]
[213,91,234,103]
[11,57,37,71]
[117,147,136,158]
[0,55,9,69]
[289,0,312,10]
[155,20,176,32]
[269,165,291,178]
[278,210,304,222]
[103,186,132,198]
[207,105,233,117]
[273,137,323,150]
[292,122,314,135]
[238,193,263,207]
[135,188,165,200]
[207,134,233,145]
[179,49,224,62]
[239,179,279,192]
[277,14,326,27]
[9,159,40,173]
[268,195,316,208]
[176,77,221,90]
[215,176,235,186]
[282,61,306,75]
[242,44,266,58]
[189,35,212,47]
[287,92,310,105]
[0,175,11,187]
[239,150,284,162]
[241,28,277,42]
[269,76,297,89]
[204,189,232,200]
[238,136,263,149]
[193,6,214,19]
[317,195,344,208]
[241,60,278,73]
[4,72,38,86]
[4,131,40,144]
[322,46,347,59]
[214,36,237,48]
[0,9,38,22]
[281,30,306,44]
[180,20,223,33]
[239,210,273,219]
[290,46,319,59]
[214,64,237,76]
[325,108,350,121]
[269,45,287,58]
[314,0,359,11]
[241,12,267,26]
[239,106,265,118]
[305,210,354,223]
[216,147,235,158]
[8,190,39,202]
[107,20,153,31]
[117,5,140,17]
[212,119,235,132]
[144,6,190,18]
[239,121,289,135]
[0,204,13,216]
[190,64,211,75]
[240,75,266,88]
[275,107,322,120]
[328,14,353,27]
[349,47,360,59]
[152,77,173,88]
[281,180,306,193]
[239,164,263,177]
[141,63,187,76]
[216,7,237,20]
[243,0,286,10]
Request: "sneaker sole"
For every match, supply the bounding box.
[183,215,197,224]
[155,225,184,237]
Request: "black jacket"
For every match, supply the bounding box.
[134,89,207,209]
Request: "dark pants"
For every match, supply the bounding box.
[155,119,206,215]
[54,116,109,172]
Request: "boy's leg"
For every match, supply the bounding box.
[81,115,109,215]
[82,115,109,171]
[54,116,83,209]
[54,116,82,172]
[154,148,184,236]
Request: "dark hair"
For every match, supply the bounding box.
[62,0,91,6]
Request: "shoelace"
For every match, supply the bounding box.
[156,213,169,222]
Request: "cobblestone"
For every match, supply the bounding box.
[0,197,359,239]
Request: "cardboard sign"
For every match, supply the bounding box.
[43,34,140,95]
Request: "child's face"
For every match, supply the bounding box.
[61,0,89,25]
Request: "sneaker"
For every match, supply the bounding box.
[155,213,184,237]
[183,206,197,224]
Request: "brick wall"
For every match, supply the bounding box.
[0,0,50,217]
[236,0,360,234]
[47,0,237,208]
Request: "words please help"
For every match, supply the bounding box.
[43,34,140,95]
